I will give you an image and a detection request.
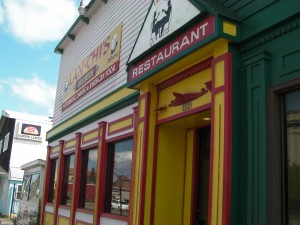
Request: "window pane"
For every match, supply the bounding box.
[3,133,9,151]
[21,175,30,201]
[80,149,98,210]
[16,184,22,200]
[48,159,58,203]
[106,139,132,216]
[28,174,40,202]
[285,90,300,224]
[62,154,75,206]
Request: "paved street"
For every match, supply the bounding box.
[0,218,14,225]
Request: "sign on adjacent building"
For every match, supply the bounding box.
[16,123,42,142]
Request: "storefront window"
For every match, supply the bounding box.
[283,90,300,224]
[21,174,30,201]
[79,149,98,210]
[16,184,22,200]
[28,174,40,202]
[61,154,75,206]
[21,173,40,202]
[105,139,133,216]
[48,158,58,203]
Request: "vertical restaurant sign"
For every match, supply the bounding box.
[129,16,214,82]
[17,123,42,142]
[62,23,123,111]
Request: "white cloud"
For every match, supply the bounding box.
[3,0,78,45]
[0,3,4,25]
[6,75,56,115]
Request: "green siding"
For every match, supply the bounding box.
[234,2,300,224]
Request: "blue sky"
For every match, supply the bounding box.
[0,0,86,117]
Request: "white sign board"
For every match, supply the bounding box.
[128,0,201,62]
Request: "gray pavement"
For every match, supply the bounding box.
[0,218,14,225]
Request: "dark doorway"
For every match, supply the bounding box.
[195,126,210,225]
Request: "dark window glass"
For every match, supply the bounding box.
[28,174,40,202]
[48,158,58,203]
[283,90,300,224]
[195,126,210,225]
[62,154,75,206]
[79,149,98,210]
[105,139,133,216]
[16,184,22,200]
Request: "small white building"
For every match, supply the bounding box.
[17,159,46,225]
[0,110,52,216]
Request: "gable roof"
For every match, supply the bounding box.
[54,0,107,54]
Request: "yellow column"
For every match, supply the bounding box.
[129,83,157,225]
[210,42,232,225]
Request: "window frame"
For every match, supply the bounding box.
[48,158,58,203]
[3,132,9,152]
[61,153,75,206]
[78,146,98,210]
[0,140,2,154]
[21,173,40,202]
[16,184,23,200]
[269,78,300,225]
[104,137,133,217]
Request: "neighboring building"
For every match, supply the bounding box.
[41,1,300,225]
[0,110,52,217]
[17,159,46,225]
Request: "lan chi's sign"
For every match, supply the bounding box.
[129,16,214,82]
[62,23,123,111]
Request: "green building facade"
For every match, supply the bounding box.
[230,1,300,225]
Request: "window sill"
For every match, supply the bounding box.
[101,213,128,222]
[59,205,71,210]
[77,208,94,215]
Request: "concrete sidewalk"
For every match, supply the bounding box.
[0,218,14,225]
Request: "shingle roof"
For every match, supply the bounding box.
[192,0,241,21]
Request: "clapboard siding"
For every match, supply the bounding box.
[53,0,150,126]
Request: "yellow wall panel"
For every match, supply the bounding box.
[44,213,54,225]
[211,92,225,225]
[138,98,146,119]
[223,21,237,36]
[214,61,225,88]
[158,69,212,121]
[65,139,76,149]
[154,125,186,225]
[83,131,98,142]
[109,117,132,133]
[58,216,70,225]
[52,146,59,154]
[183,129,194,225]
